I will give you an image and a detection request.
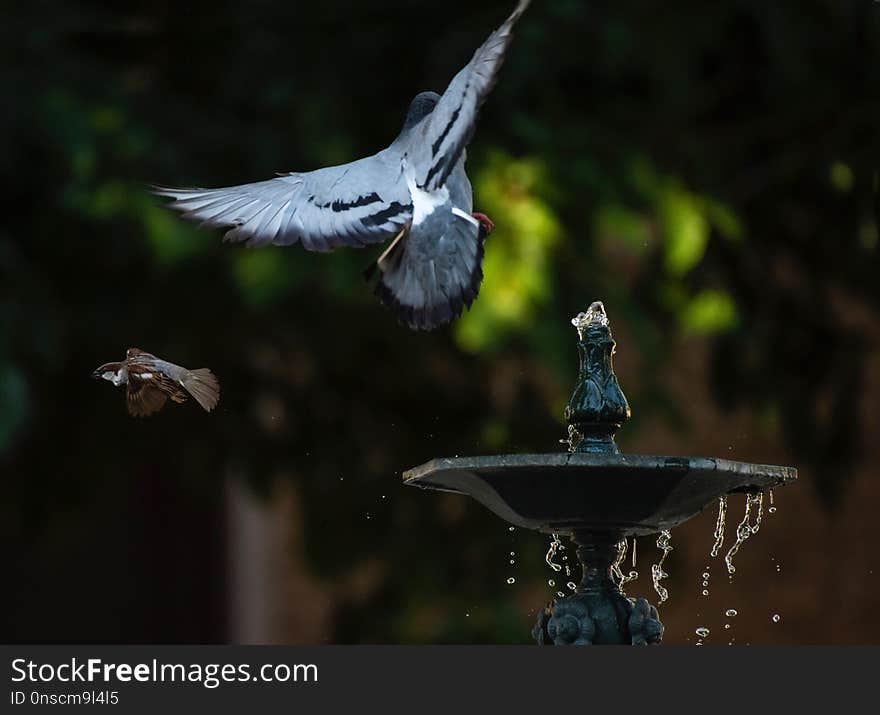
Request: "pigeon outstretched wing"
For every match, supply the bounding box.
[409,0,530,191]
[154,149,412,252]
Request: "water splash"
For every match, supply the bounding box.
[571,301,608,338]
[545,534,564,573]
[710,496,728,557]
[724,493,763,574]
[695,626,710,639]
[612,538,639,592]
[563,424,583,453]
[651,530,673,603]
[701,568,710,597]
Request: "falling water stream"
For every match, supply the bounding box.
[545,534,563,573]
[612,537,639,592]
[724,493,763,574]
[651,530,673,603]
[710,496,728,557]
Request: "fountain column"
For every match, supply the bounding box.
[532,303,663,645]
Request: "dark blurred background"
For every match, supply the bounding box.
[2,0,879,644]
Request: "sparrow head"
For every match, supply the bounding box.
[92,362,126,386]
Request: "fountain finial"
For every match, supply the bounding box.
[565,301,631,453]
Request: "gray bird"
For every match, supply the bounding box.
[154,0,529,330]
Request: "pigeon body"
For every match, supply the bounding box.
[154,0,530,330]
[92,348,220,417]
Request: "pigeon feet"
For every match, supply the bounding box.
[472,212,495,237]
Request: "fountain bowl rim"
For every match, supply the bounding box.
[403,452,797,487]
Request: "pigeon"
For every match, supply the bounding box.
[92,348,220,417]
[154,0,530,330]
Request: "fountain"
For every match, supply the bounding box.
[403,302,797,645]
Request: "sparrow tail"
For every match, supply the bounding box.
[182,368,221,412]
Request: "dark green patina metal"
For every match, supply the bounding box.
[564,302,630,454]
[404,301,796,646]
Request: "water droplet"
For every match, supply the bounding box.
[465,612,470,617]
[548,579,555,587]
[509,527,515,532]
[509,560,515,565]
[702,581,708,588]
[557,591,565,597]
[702,590,709,596]
[726,609,738,617]
[724,624,731,629]
[695,642,704,647]
[768,506,777,514]
[506,577,515,584]
[510,551,515,556]
[772,614,781,623]
[695,627,710,638]
[702,572,710,580]
[566,582,576,591]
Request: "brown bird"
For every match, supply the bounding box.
[92,348,220,417]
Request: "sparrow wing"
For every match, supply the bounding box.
[126,371,187,417]
[408,0,529,190]
[153,148,413,252]
[126,381,169,417]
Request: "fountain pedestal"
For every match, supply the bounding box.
[404,302,796,645]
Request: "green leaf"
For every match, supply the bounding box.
[679,289,738,335]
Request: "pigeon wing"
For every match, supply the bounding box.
[154,148,412,252]
[410,0,529,191]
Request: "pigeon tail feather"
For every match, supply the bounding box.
[373,212,485,331]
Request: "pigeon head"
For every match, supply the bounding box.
[401,91,441,131]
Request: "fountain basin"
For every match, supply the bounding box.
[404,453,795,537]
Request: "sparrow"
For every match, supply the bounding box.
[92,348,220,417]
[154,0,529,331]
